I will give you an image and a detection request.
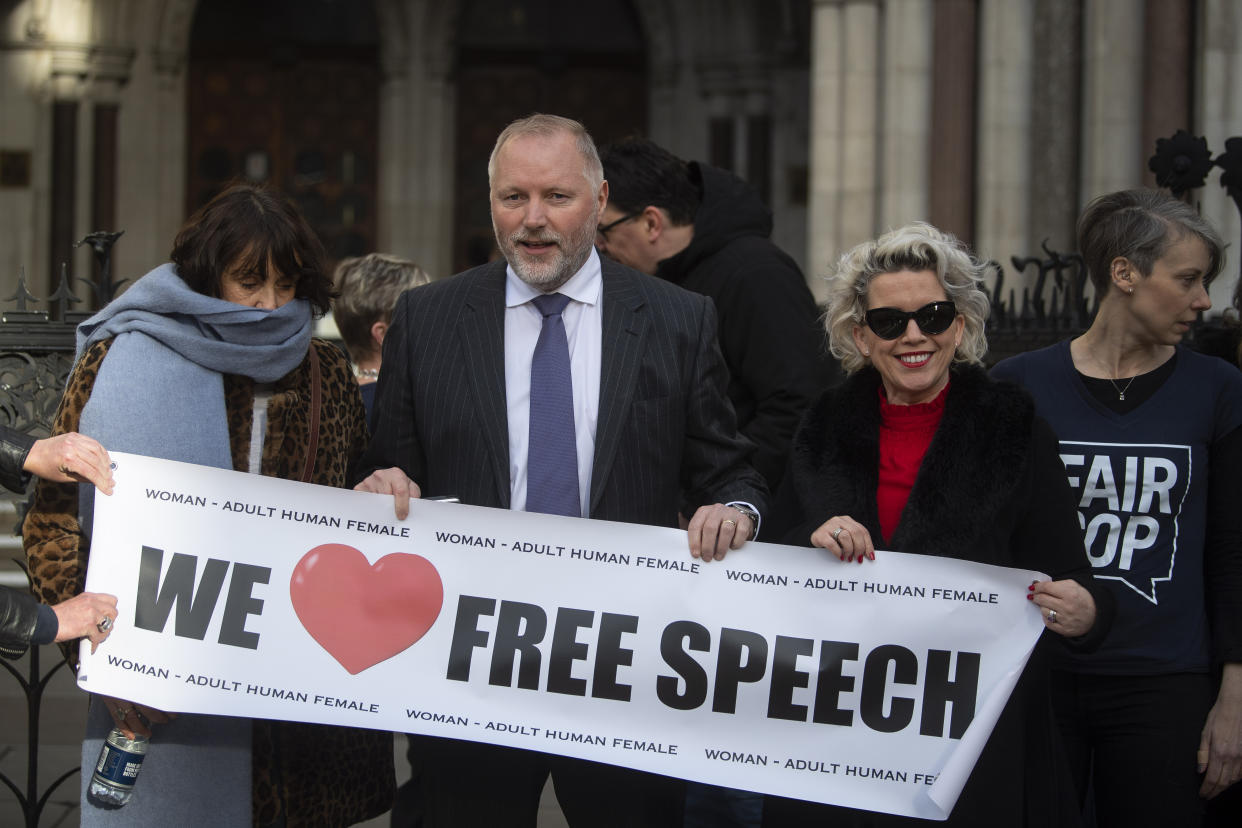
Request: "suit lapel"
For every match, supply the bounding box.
[458,264,512,507]
[590,264,648,514]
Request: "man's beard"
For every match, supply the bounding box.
[494,214,597,291]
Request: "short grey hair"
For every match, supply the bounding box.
[824,222,991,374]
[1077,188,1225,295]
[487,113,604,194]
[333,253,430,361]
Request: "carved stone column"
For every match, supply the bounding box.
[1029,0,1082,252]
[48,98,78,294]
[928,0,977,246]
[976,1,1033,269]
[879,0,932,231]
[1199,0,1242,309]
[807,0,879,302]
[1141,0,1193,188]
[87,48,133,297]
[1081,0,1144,199]
[375,0,458,280]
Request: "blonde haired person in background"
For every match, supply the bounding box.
[333,253,430,426]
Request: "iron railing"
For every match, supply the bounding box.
[0,231,121,828]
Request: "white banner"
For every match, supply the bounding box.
[80,453,1046,820]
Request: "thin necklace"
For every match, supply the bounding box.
[355,367,379,380]
[1107,375,1136,401]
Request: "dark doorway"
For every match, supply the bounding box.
[187,0,380,262]
[453,0,648,272]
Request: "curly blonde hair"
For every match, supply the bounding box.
[823,222,990,374]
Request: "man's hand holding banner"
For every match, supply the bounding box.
[81,453,1047,820]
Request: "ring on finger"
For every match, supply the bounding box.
[831,526,844,541]
[722,519,737,528]
[113,706,131,719]
[1047,609,1058,623]
[97,616,113,633]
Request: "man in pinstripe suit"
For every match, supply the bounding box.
[357,114,767,826]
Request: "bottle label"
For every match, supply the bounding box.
[92,742,145,790]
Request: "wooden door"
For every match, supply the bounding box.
[187,2,379,263]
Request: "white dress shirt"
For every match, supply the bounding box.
[504,250,602,516]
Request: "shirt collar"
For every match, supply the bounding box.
[505,248,602,309]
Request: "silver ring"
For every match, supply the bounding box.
[831,527,844,541]
[97,616,113,633]
[113,706,131,719]
[1047,610,1058,623]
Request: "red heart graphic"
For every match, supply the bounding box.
[289,543,444,674]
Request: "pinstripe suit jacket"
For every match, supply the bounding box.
[361,258,767,527]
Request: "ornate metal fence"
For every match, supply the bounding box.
[985,129,1242,365]
[0,232,121,827]
[984,241,1096,364]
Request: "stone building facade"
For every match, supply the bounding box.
[0,0,1239,310]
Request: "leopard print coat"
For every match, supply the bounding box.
[23,337,394,827]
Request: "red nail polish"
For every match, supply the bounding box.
[1026,594,1033,600]
[1028,584,1035,591]
[857,555,863,564]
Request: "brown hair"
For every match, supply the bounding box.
[170,183,335,316]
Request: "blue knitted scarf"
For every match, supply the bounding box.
[73,263,311,827]
[77,262,311,470]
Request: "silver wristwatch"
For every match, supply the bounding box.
[728,503,760,540]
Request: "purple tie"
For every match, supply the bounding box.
[526,293,580,517]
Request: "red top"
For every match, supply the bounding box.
[876,382,949,542]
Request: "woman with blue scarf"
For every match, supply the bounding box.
[23,185,394,826]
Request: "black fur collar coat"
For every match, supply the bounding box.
[776,363,1086,574]
[764,363,1112,827]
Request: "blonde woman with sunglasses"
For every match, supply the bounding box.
[763,222,1112,827]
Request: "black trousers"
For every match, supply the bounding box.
[1052,670,1212,828]
[395,733,684,828]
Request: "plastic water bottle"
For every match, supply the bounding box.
[87,728,148,807]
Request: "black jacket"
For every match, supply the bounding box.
[0,424,38,658]
[765,364,1114,827]
[0,423,33,494]
[654,163,836,490]
[0,588,41,659]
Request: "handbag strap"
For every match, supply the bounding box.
[301,342,322,483]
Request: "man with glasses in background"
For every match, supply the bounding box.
[597,138,835,501]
